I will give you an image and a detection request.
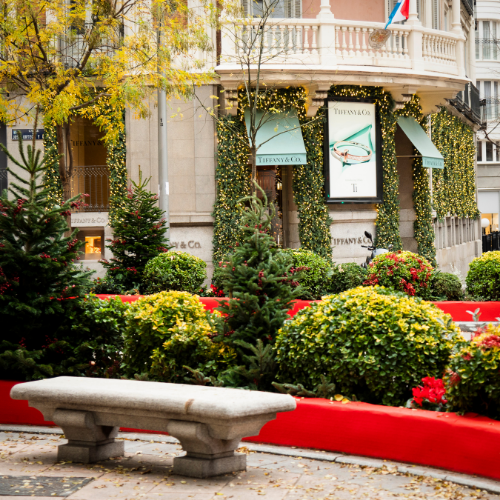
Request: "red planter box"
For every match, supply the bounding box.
[96,295,500,322]
[3,379,500,481]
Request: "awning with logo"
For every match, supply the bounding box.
[244,109,307,166]
[397,117,444,169]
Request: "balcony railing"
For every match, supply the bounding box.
[68,165,110,212]
[481,98,500,123]
[461,0,473,16]
[475,38,499,61]
[450,83,484,125]
[60,22,124,69]
[220,18,464,78]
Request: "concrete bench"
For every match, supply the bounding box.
[11,376,296,478]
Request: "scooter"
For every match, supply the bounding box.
[361,231,393,268]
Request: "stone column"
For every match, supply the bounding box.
[317,0,336,67]
[451,0,466,77]
[424,0,433,28]
[407,0,421,25]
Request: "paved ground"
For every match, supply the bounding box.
[1,428,500,499]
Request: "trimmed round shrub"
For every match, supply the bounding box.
[364,250,433,298]
[143,251,207,294]
[430,271,464,301]
[330,262,368,294]
[445,324,500,420]
[122,291,234,381]
[466,251,500,301]
[279,249,334,299]
[275,286,459,406]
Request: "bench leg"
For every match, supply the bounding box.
[166,420,246,478]
[53,409,124,463]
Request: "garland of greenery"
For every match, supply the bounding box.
[212,115,251,263]
[212,87,332,261]
[431,108,479,220]
[397,96,436,265]
[43,123,64,206]
[327,86,402,251]
[107,127,127,225]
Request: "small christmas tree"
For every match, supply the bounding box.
[217,184,303,347]
[0,136,92,340]
[102,173,169,291]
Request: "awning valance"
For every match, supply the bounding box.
[397,117,444,169]
[244,109,307,166]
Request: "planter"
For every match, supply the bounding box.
[2,379,500,481]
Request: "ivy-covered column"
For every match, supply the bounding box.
[107,128,127,225]
[212,116,250,263]
[42,123,64,207]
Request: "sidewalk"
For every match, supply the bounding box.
[1,426,499,499]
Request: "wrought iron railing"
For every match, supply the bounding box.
[483,231,500,253]
[450,82,484,126]
[476,38,499,60]
[60,22,124,69]
[481,97,500,123]
[461,0,473,16]
[69,165,110,212]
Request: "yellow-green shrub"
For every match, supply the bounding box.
[445,324,500,419]
[122,291,234,381]
[275,286,459,406]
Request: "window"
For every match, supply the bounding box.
[432,0,439,30]
[486,141,493,162]
[483,21,492,59]
[77,229,104,260]
[496,143,500,162]
[485,81,492,120]
[476,29,480,60]
[477,141,483,161]
[243,0,301,17]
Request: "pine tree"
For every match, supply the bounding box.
[217,184,304,347]
[0,136,92,340]
[102,173,169,291]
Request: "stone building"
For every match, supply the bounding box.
[1,0,483,278]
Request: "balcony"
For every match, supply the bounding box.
[480,97,500,125]
[475,38,500,61]
[218,17,469,110]
[68,165,110,212]
[450,82,484,126]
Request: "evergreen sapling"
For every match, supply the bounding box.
[101,173,170,291]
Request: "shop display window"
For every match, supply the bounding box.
[76,229,104,260]
[483,213,499,234]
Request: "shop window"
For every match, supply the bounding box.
[486,141,494,161]
[483,213,499,234]
[77,229,104,260]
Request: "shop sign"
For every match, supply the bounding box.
[324,99,383,203]
[71,212,109,227]
[12,129,44,141]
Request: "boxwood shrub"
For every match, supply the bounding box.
[122,291,234,382]
[330,263,368,294]
[275,286,459,406]
[445,324,500,420]
[364,251,433,298]
[143,251,207,294]
[279,248,334,299]
[466,251,500,301]
[430,271,464,301]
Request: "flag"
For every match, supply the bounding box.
[385,0,410,29]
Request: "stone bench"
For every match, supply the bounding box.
[11,376,296,478]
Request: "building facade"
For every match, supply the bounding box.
[3,0,483,278]
[475,0,500,250]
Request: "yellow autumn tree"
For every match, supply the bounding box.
[0,0,220,188]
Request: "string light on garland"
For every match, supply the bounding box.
[431,108,479,220]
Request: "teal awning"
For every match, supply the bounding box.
[244,109,307,166]
[397,117,444,169]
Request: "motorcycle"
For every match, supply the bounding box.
[361,231,393,268]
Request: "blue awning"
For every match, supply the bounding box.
[397,117,444,169]
[244,109,307,166]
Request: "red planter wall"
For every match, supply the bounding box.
[3,379,500,481]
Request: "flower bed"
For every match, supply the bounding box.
[3,379,500,481]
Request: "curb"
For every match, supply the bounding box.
[2,424,500,494]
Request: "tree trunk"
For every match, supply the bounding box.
[250,145,257,195]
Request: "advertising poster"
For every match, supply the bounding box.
[325,100,382,202]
